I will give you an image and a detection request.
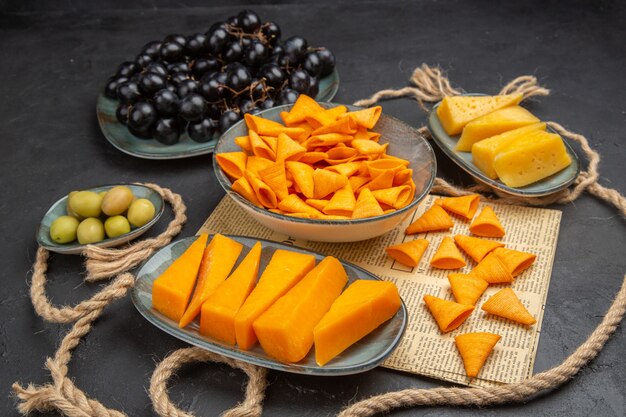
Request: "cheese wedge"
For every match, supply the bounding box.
[455,106,540,152]
[436,94,523,136]
[253,256,348,363]
[313,280,401,366]
[234,249,316,350]
[471,123,546,179]
[151,234,208,322]
[199,242,262,345]
[493,131,572,187]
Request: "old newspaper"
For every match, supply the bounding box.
[198,194,561,387]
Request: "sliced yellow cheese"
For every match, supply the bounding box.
[471,123,546,179]
[253,256,348,363]
[199,242,262,345]
[151,234,208,322]
[455,106,540,152]
[493,131,572,187]
[436,94,523,136]
[313,280,401,366]
[234,249,316,350]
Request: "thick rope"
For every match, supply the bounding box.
[83,183,187,282]
[149,347,267,417]
[338,273,626,416]
[13,273,134,417]
[354,64,462,108]
[29,247,136,324]
[13,67,626,417]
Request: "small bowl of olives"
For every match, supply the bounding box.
[37,183,165,254]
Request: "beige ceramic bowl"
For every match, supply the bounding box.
[213,103,436,242]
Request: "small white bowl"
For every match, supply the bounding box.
[213,103,436,242]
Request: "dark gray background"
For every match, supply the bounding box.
[1,1,625,416]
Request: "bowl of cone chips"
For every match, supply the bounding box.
[213,95,436,242]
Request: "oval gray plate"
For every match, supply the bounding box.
[427,97,580,197]
[96,69,340,160]
[131,235,407,375]
[37,183,165,255]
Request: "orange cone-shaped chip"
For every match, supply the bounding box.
[285,161,315,199]
[358,169,395,192]
[371,185,413,209]
[258,163,289,201]
[313,169,348,199]
[278,194,323,217]
[281,94,325,125]
[304,133,353,149]
[351,139,386,156]
[439,194,480,220]
[453,235,504,263]
[245,113,305,139]
[447,273,489,306]
[311,116,357,135]
[305,198,329,212]
[215,152,247,180]
[455,332,501,378]
[324,145,358,164]
[393,168,413,186]
[481,288,536,325]
[245,171,278,209]
[352,188,384,219]
[344,106,382,129]
[492,247,536,277]
[260,135,277,153]
[366,159,407,178]
[405,205,454,234]
[348,175,371,192]
[323,183,356,216]
[353,128,381,142]
[325,161,362,178]
[469,252,513,284]
[423,295,474,333]
[276,132,306,162]
[430,237,467,269]
[305,105,348,128]
[246,155,275,175]
[469,206,505,237]
[234,135,252,152]
[386,239,429,267]
[249,130,276,160]
[231,177,263,207]
[299,151,328,164]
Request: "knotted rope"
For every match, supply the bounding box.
[149,347,267,417]
[13,67,626,417]
[83,183,187,282]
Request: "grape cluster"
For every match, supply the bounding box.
[103,10,336,145]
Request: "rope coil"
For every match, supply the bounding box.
[13,68,626,417]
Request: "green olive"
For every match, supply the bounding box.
[76,218,105,245]
[50,216,79,244]
[104,215,131,238]
[66,191,82,219]
[127,198,156,227]
[101,186,134,216]
[68,191,103,218]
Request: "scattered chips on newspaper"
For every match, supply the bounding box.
[386,194,540,378]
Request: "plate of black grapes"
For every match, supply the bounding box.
[97,10,339,160]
